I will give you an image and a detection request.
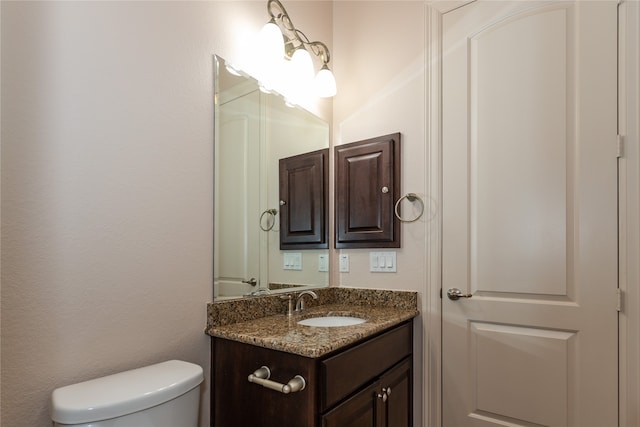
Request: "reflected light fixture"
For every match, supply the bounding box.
[259,0,337,98]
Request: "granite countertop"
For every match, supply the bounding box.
[206,287,419,358]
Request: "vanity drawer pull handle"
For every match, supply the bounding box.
[248,366,306,394]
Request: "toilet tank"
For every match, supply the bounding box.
[51,360,203,427]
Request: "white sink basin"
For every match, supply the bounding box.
[297,316,366,327]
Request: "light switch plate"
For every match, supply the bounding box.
[284,253,302,270]
[370,251,397,272]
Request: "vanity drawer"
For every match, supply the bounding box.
[320,321,412,411]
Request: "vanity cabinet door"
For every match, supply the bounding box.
[321,357,412,427]
[279,148,329,250]
[321,381,381,427]
[380,357,412,427]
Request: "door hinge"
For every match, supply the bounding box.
[617,135,624,158]
[617,288,624,312]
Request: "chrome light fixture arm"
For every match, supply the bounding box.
[266,0,331,68]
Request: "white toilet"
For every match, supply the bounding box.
[51,360,203,427]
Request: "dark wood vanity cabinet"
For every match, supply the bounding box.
[211,321,413,427]
[279,148,329,250]
[335,133,401,249]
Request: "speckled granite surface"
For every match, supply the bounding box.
[206,287,419,358]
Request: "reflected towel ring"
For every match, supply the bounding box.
[394,193,425,223]
[259,209,278,231]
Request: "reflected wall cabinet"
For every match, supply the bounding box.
[335,133,401,248]
[279,148,329,250]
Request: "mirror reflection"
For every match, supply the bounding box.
[213,55,329,301]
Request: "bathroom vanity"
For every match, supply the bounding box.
[206,288,418,427]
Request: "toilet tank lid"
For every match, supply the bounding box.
[51,360,203,424]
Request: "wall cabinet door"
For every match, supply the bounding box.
[279,148,328,249]
[335,133,401,248]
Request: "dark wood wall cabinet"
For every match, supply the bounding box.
[212,321,413,427]
[335,133,401,248]
[279,148,329,250]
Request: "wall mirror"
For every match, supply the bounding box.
[213,55,330,301]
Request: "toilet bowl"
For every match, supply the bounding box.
[51,360,203,427]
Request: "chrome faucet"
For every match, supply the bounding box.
[295,290,318,312]
[281,294,295,316]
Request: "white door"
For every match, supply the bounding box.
[442,1,618,426]
[215,89,261,295]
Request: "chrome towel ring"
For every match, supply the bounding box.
[259,208,278,231]
[394,193,425,223]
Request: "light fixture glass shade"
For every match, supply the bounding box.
[315,66,337,97]
[259,21,284,63]
[290,48,315,87]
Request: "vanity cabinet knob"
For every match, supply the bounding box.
[377,390,388,402]
[376,386,392,402]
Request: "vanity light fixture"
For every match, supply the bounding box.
[259,0,337,98]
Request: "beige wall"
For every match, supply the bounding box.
[0,2,331,426]
[332,2,428,424]
[333,1,427,290]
